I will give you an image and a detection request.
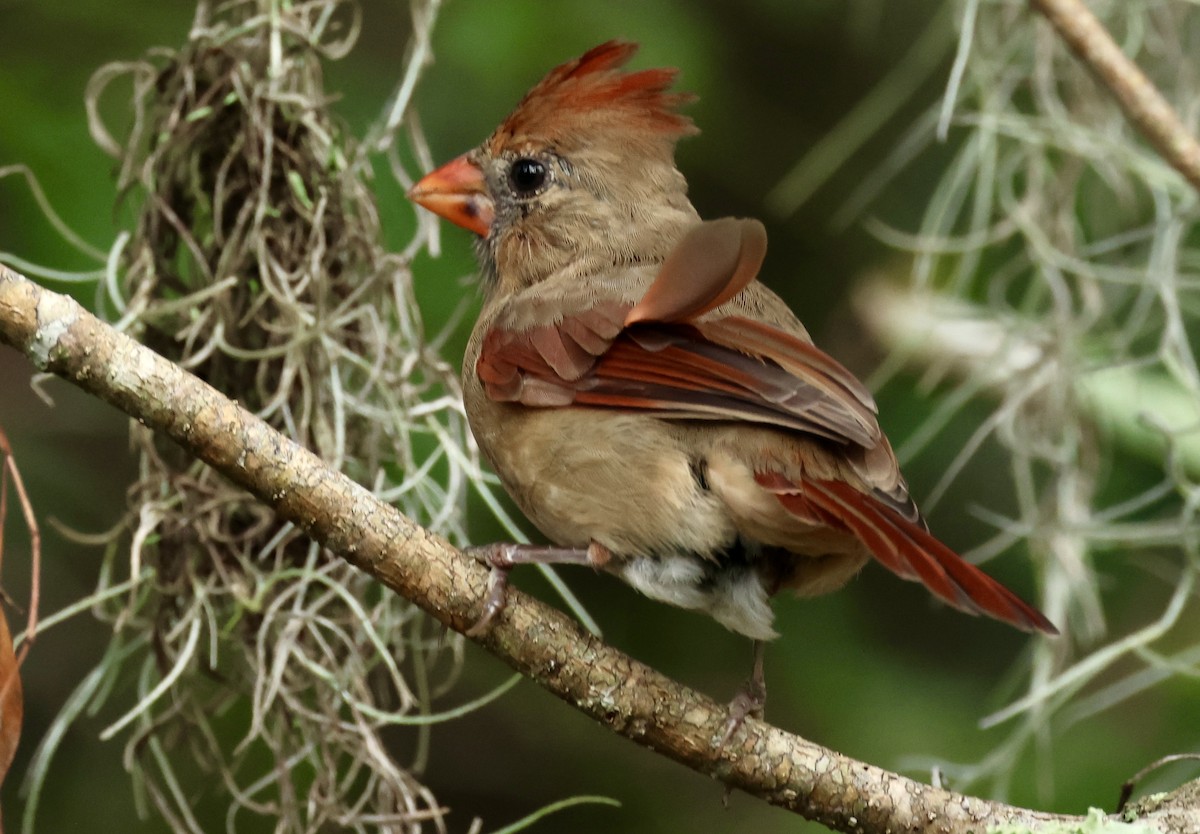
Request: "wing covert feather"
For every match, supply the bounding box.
[625,218,767,325]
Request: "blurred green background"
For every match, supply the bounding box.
[1,0,1197,831]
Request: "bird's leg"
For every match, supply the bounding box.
[721,640,766,746]
[464,541,611,637]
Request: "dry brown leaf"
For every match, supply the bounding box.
[0,426,36,833]
[0,609,21,783]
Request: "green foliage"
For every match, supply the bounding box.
[990,807,1159,834]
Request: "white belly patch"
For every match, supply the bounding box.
[618,555,778,641]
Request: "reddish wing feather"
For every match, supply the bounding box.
[698,317,876,413]
[480,319,879,446]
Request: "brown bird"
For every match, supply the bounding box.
[409,41,1056,724]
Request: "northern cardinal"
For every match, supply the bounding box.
[409,41,1056,720]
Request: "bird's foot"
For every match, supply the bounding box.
[719,641,767,805]
[720,677,766,748]
[464,545,515,637]
[719,640,767,747]
[463,542,609,636]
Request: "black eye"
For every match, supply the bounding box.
[509,158,547,195]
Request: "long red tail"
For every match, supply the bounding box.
[803,479,1058,634]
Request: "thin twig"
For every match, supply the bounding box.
[7,268,1197,832]
[1030,0,1200,192]
[0,426,40,660]
[1118,754,1200,814]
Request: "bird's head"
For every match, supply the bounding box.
[409,41,701,294]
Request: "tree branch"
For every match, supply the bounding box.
[1,263,1195,832]
[1030,0,1200,192]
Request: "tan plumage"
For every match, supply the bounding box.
[409,41,1056,643]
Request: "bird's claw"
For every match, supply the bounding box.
[464,544,517,636]
[719,676,766,748]
[718,676,766,806]
[461,542,599,636]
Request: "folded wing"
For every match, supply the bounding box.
[478,218,879,447]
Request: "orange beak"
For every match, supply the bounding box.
[407,154,494,237]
